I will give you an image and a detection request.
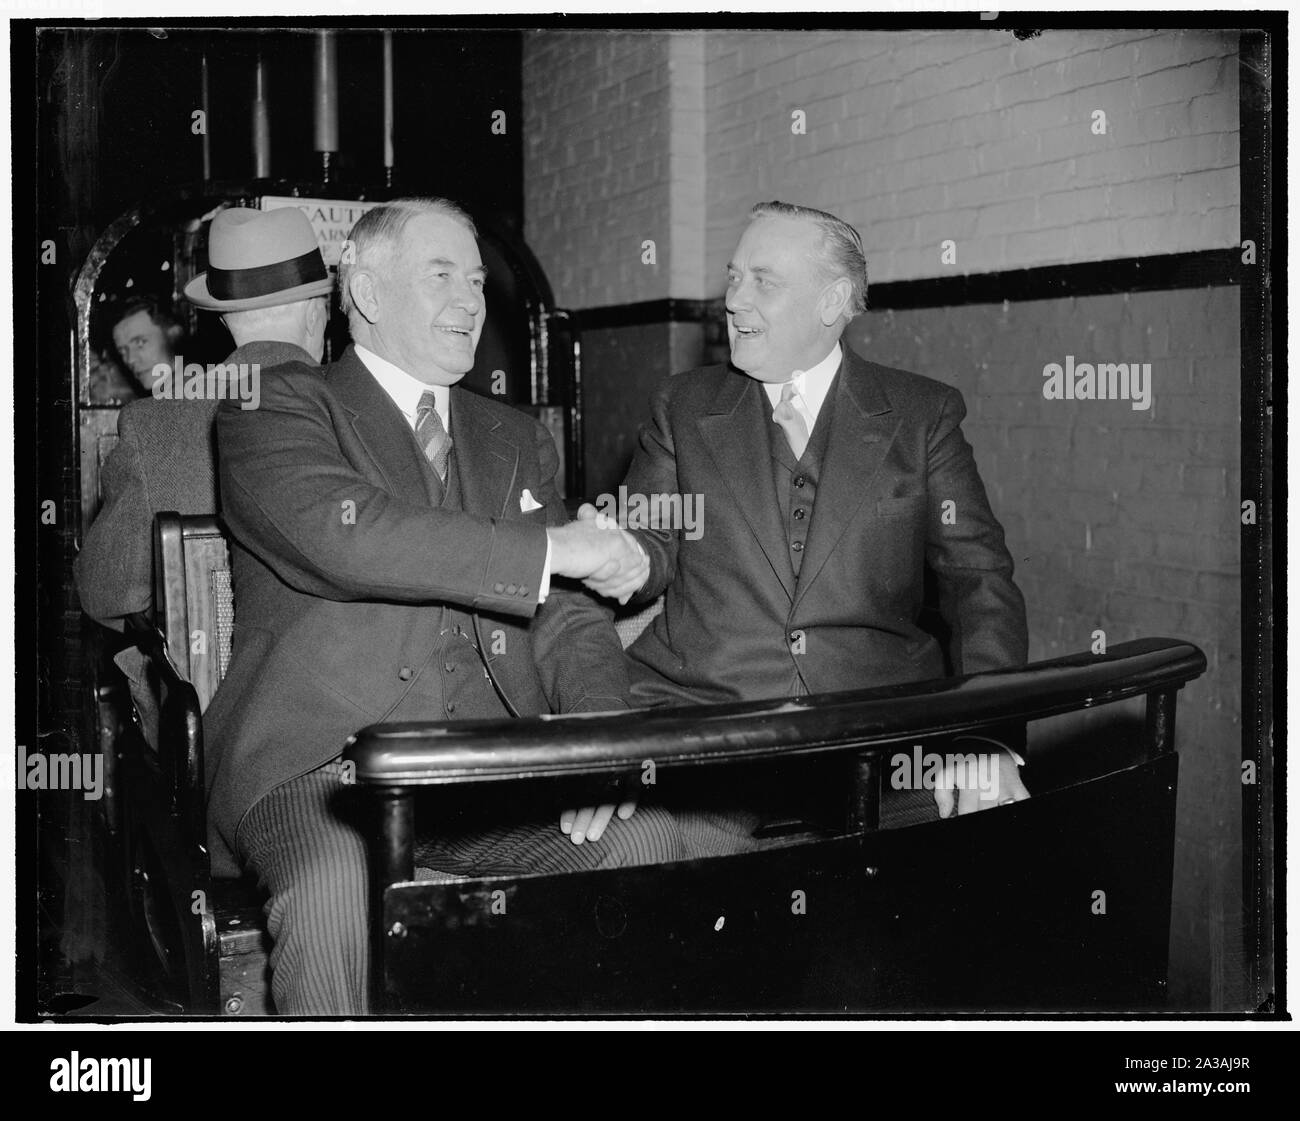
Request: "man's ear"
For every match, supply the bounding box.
[305,296,326,330]
[348,269,381,325]
[819,278,851,327]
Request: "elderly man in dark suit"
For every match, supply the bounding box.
[74,206,332,744]
[208,197,692,1017]
[588,201,1030,822]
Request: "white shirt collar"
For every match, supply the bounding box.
[761,342,842,426]
[354,343,450,434]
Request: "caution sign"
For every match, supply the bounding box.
[260,196,381,268]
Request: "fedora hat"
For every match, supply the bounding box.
[185,206,333,312]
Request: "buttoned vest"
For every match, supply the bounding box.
[768,379,838,581]
[385,435,512,722]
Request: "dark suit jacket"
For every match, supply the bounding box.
[74,339,317,628]
[205,344,628,875]
[623,346,1028,705]
[74,340,318,749]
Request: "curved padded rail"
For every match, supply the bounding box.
[344,638,1206,787]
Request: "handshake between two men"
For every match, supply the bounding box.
[546,503,651,606]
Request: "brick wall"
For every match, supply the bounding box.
[525,30,1240,304]
[524,28,1243,485]
[704,29,1239,285]
[524,31,710,308]
[849,286,1242,1009]
[522,29,1248,1008]
[524,32,712,490]
[523,32,672,308]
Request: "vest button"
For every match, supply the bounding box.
[446,702,457,714]
[398,667,413,681]
[444,662,455,673]
[793,475,806,487]
[791,540,804,552]
[793,508,806,520]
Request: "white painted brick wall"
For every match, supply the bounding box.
[525,29,1241,306]
[667,33,708,300]
[524,32,675,308]
[704,29,1240,287]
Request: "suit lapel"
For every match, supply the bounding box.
[327,346,443,506]
[448,387,520,518]
[793,351,900,606]
[698,370,796,601]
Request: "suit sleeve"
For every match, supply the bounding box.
[925,386,1028,675]
[217,366,547,618]
[73,407,153,630]
[529,423,631,713]
[619,377,681,605]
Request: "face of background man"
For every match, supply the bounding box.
[112,310,176,391]
[370,211,486,386]
[725,214,842,383]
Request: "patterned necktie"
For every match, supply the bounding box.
[773,381,811,461]
[415,390,453,482]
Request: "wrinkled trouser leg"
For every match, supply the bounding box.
[238,762,370,1017]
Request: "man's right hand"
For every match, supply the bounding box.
[546,512,649,604]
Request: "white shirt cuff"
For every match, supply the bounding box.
[538,534,553,603]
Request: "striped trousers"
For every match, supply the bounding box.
[237,761,762,1017]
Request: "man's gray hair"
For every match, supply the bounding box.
[749,200,868,318]
[222,300,308,334]
[338,197,478,322]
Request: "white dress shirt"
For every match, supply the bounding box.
[356,343,451,437]
[761,341,842,433]
[354,344,552,602]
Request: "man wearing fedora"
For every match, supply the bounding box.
[75,205,333,744]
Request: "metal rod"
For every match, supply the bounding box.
[252,56,270,178]
[1144,689,1178,756]
[527,302,538,405]
[313,31,338,184]
[373,786,413,1016]
[382,31,395,183]
[848,752,880,832]
[376,788,415,886]
[569,320,584,496]
[199,54,211,181]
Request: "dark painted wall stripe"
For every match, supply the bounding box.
[569,248,1242,328]
[871,248,1241,310]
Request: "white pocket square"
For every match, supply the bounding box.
[519,488,544,512]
